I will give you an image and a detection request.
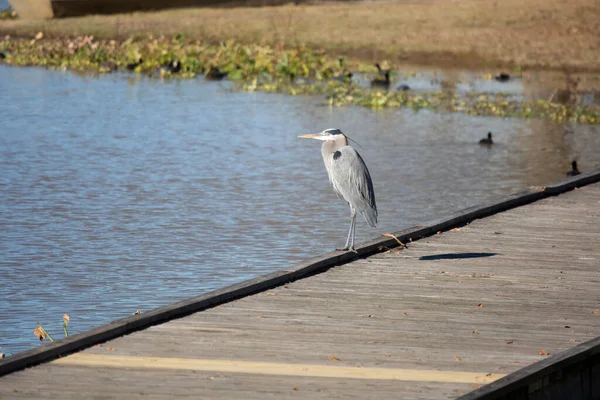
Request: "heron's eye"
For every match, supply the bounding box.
[333,151,342,160]
[323,128,342,136]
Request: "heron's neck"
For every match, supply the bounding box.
[322,135,348,154]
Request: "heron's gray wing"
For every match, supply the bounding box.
[328,146,377,227]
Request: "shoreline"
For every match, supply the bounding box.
[1,35,599,124]
[1,0,600,73]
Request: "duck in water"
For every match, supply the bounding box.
[167,59,181,73]
[479,132,493,145]
[205,66,227,81]
[371,64,391,89]
[566,160,581,176]
[371,71,390,89]
[495,73,510,82]
[126,57,143,71]
[160,59,181,75]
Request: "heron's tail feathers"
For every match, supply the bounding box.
[362,206,378,227]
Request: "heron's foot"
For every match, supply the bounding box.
[336,247,358,253]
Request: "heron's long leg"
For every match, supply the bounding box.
[340,207,357,251]
[342,219,352,251]
[337,206,356,250]
[350,208,357,250]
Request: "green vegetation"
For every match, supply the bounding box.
[33,323,54,342]
[0,35,353,79]
[0,7,17,20]
[32,314,70,344]
[244,81,600,124]
[1,35,599,124]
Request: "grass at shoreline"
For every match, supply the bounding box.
[2,34,599,124]
[1,0,599,72]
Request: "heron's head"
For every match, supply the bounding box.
[298,128,345,141]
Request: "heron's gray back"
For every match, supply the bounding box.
[322,145,377,227]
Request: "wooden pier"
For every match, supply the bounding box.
[1,173,600,399]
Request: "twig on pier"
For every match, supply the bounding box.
[380,233,408,248]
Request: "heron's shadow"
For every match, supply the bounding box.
[419,252,496,261]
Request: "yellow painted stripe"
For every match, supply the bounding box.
[53,354,505,384]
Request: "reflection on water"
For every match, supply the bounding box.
[1,65,599,355]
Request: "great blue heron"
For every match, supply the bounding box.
[298,128,377,251]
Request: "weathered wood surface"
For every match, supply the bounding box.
[1,183,600,399]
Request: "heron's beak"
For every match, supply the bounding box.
[298,133,330,141]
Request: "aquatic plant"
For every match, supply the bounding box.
[63,313,70,337]
[32,313,70,344]
[241,79,600,123]
[1,35,598,124]
[0,7,17,19]
[0,344,12,359]
[33,323,54,342]
[0,35,347,80]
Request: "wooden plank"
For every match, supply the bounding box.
[0,365,476,399]
[52,354,506,383]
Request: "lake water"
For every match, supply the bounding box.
[1,65,599,355]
